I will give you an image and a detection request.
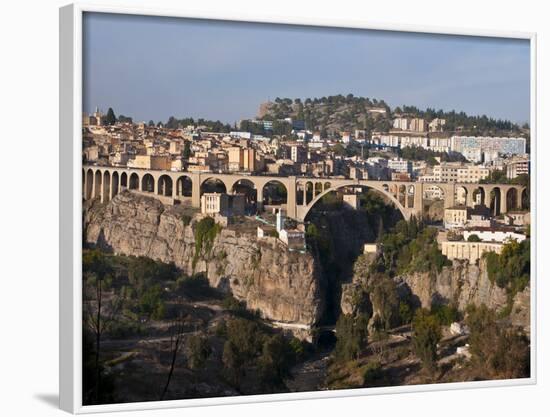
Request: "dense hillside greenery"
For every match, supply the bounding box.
[260,94,525,138]
[375,218,451,276]
[164,116,232,132]
[484,239,530,297]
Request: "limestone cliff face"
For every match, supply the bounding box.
[347,254,530,331]
[400,260,530,330]
[400,259,530,330]
[400,259,507,312]
[84,192,324,327]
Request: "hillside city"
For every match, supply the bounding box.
[82,95,531,404]
[83,96,530,262]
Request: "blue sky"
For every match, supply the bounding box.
[83,12,530,125]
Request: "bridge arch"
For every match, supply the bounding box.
[489,186,503,215]
[472,186,485,207]
[200,177,227,194]
[521,188,529,210]
[506,188,519,211]
[299,182,409,221]
[85,168,94,199]
[111,171,119,198]
[141,173,155,193]
[231,179,257,205]
[94,170,102,199]
[129,172,139,190]
[176,175,193,198]
[102,171,111,202]
[261,180,288,207]
[157,174,173,197]
[455,185,467,206]
[120,172,128,189]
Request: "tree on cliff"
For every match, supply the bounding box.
[465,304,530,379]
[221,318,263,391]
[334,313,370,361]
[412,309,441,372]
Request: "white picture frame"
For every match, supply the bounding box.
[60,2,537,413]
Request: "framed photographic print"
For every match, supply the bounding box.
[60,2,536,413]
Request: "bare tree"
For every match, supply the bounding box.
[83,251,120,403]
[160,304,188,401]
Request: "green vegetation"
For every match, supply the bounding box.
[164,116,231,132]
[117,114,133,124]
[180,214,192,226]
[182,140,191,159]
[370,276,400,331]
[430,303,460,326]
[484,239,530,296]
[334,313,370,361]
[104,107,117,126]
[398,146,466,166]
[138,284,165,319]
[362,360,388,387]
[467,234,481,242]
[186,334,212,370]
[412,309,442,372]
[378,218,450,275]
[193,217,222,269]
[261,95,524,137]
[465,304,530,379]
[220,316,299,390]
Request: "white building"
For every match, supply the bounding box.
[463,229,526,243]
[388,158,413,174]
[451,136,527,162]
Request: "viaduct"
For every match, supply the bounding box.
[82,165,527,222]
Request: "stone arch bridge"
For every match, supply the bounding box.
[82,165,527,221]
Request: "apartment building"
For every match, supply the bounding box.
[432,162,489,183]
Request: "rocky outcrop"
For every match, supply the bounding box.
[400,260,530,330]
[347,254,530,331]
[84,192,324,329]
[399,259,507,311]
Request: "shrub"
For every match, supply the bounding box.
[412,309,441,372]
[431,304,460,326]
[186,334,212,369]
[334,313,369,361]
[465,304,530,378]
[363,360,388,386]
[193,217,222,268]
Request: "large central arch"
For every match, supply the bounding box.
[298,182,410,221]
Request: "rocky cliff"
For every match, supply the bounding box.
[84,192,324,329]
[345,253,530,330]
[398,259,530,330]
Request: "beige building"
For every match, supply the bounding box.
[200,193,245,217]
[364,243,381,255]
[505,156,530,179]
[441,241,503,264]
[429,118,446,132]
[128,155,171,170]
[343,194,360,210]
[279,229,306,250]
[433,162,489,183]
[444,206,468,229]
